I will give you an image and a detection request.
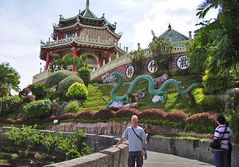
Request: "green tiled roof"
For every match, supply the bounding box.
[160,24,189,42]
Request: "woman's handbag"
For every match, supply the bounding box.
[210,139,221,149]
[210,126,227,149]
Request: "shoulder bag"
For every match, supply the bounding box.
[210,126,227,149]
[132,127,147,160]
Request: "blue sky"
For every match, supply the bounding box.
[0,0,217,91]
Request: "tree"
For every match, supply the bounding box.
[196,0,239,69]
[186,20,221,75]
[129,49,145,75]
[0,62,20,115]
[187,0,239,94]
[78,66,91,87]
[0,63,20,97]
[51,53,87,72]
[149,37,173,71]
[195,0,239,143]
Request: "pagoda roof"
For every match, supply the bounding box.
[39,38,123,60]
[54,0,116,32]
[159,24,189,42]
[81,7,97,18]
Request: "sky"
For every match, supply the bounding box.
[0,0,217,91]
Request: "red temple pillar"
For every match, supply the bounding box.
[59,53,63,60]
[98,55,102,67]
[72,45,78,72]
[106,50,111,63]
[45,51,51,70]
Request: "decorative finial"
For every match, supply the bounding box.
[59,14,62,20]
[114,22,117,26]
[79,9,81,14]
[86,0,89,9]
[168,23,171,29]
[151,30,157,41]
[102,13,105,17]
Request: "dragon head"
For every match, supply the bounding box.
[106,71,122,83]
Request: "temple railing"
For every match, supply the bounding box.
[91,55,131,80]
[90,48,151,80]
[43,36,115,47]
[172,41,187,53]
[32,70,51,83]
[90,41,187,80]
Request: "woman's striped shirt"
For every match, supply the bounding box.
[213,125,233,150]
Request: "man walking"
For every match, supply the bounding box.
[114,115,146,167]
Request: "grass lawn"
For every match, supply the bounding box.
[81,75,203,114]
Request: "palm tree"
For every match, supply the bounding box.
[0,62,20,115]
[61,54,87,70]
[0,63,20,96]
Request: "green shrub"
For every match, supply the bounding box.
[46,90,62,101]
[58,75,84,95]
[199,95,224,112]
[46,70,73,88]
[5,125,42,150]
[64,101,81,113]
[202,69,233,94]
[0,96,22,116]
[78,66,91,86]
[23,99,52,119]
[5,126,90,160]
[66,83,88,100]
[32,83,48,100]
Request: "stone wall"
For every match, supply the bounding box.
[45,143,128,167]
[52,123,239,166]
[147,136,239,167]
[1,126,239,167]
[53,122,182,137]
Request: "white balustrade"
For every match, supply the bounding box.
[44,36,114,47]
[32,70,51,83]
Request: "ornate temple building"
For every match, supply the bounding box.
[33,0,124,83]
[33,0,191,83]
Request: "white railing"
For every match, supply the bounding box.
[90,41,187,80]
[32,70,51,83]
[91,55,131,80]
[172,41,187,53]
[44,36,115,47]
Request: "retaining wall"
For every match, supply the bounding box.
[1,126,239,167]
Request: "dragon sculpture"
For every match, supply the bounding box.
[108,71,199,102]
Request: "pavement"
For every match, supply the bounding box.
[144,151,214,167]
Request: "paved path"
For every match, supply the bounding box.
[144,151,214,167]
